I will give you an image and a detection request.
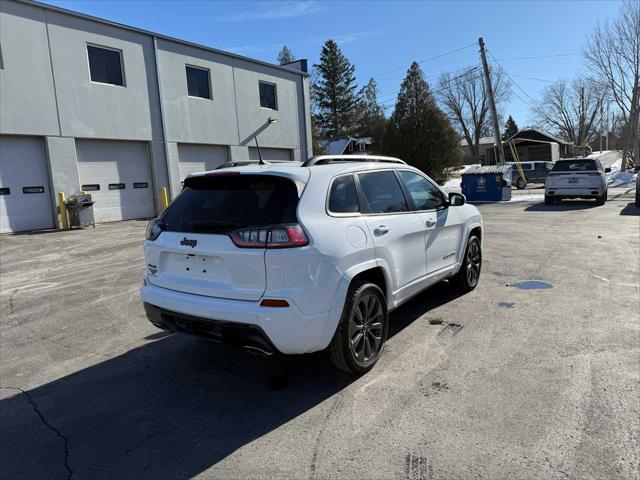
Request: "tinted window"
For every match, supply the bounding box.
[398,171,445,210]
[186,66,211,99]
[23,186,45,194]
[87,45,124,86]
[133,182,149,189]
[108,183,125,190]
[82,184,100,191]
[0,188,10,195]
[552,160,598,172]
[328,175,359,213]
[358,171,408,214]
[259,81,277,109]
[160,174,299,233]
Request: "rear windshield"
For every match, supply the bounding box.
[159,174,299,233]
[552,160,598,172]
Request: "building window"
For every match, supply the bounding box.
[348,141,354,152]
[186,65,211,99]
[108,183,125,190]
[81,184,100,191]
[259,81,277,110]
[359,142,366,152]
[87,44,124,86]
[0,43,4,69]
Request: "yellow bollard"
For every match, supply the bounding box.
[57,192,69,230]
[160,187,169,210]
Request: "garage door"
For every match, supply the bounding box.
[76,140,155,223]
[248,147,292,162]
[0,136,54,233]
[178,144,228,181]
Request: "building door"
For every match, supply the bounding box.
[177,144,229,181]
[248,147,292,162]
[0,135,54,233]
[76,140,155,223]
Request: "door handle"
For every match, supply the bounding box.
[425,219,436,227]
[374,225,390,235]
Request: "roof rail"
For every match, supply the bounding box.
[215,159,294,169]
[302,155,406,167]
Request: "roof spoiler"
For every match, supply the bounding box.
[302,155,406,167]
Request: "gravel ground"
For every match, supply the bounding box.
[1,188,638,480]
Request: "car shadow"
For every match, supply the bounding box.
[524,200,599,212]
[620,202,640,216]
[0,282,464,479]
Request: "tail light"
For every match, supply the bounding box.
[145,219,164,241]
[229,224,309,248]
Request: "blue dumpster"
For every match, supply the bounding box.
[461,165,512,202]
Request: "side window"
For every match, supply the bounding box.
[87,45,124,86]
[358,171,408,214]
[397,171,446,210]
[186,65,211,99]
[328,175,359,214]
[259,81,277,110]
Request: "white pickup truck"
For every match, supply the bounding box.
[545,158,610,205]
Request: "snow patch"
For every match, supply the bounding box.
[606,158,637,187]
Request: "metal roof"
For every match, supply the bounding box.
[463,165,512,175]
[19,0,309,77]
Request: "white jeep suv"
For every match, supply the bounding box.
[545,158,610,205]
[140,156,483,374]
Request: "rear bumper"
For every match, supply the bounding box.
[143,302,278,354]
[140,281,331,354]
[546,186,605,198]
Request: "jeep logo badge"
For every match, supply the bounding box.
[180,237,197,248]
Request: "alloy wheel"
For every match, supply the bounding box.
[348,293,384,364]
[466,240,481,287]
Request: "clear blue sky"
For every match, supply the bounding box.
[44,0,622,127]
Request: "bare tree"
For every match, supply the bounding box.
[438,66,510,161]
[584,0,640,169]
[533,79,606,146]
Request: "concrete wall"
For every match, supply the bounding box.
[0,0,311,225]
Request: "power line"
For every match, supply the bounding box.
[378,72,485,107]
[361,41,478,79]
[487,50,537,105]
[377,67,480,102]
[496,53,580,61]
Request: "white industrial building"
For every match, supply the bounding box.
[0,0,312,233]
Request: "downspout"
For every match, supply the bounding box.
[152,35,174,198]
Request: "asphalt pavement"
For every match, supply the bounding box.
[1,188,638,480]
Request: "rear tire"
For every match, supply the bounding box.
[328,282,388,375]
[451,235,481,293]
[516,177,527,190]
[544,195,554,205]
[596,193,605,206]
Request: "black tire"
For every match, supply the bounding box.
[328,282,388,375]
[544,195,554,205]
[516,177,527,190]
[595,193,605,206]
[451,235,481,293]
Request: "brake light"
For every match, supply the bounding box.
[229,224,309,248]
[145,219,164,241]
[260,299,290,307]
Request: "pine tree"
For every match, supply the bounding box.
[277,46,295,65]
[502,115,519,140]
[357,78,386,148]
[383,62,461,179]
[313,40,360,137]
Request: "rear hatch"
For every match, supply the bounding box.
[547,159,602,188]
[145,173,302,301]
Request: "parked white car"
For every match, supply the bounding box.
[140,156,483,373]
[545,158,610,205]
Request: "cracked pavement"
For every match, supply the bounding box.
[1,189,638,479]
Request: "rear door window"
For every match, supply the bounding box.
[357,171,408,214]
[328,175,359,213]
[160,174,299,233]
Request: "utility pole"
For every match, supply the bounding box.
[478,37,505,165]
[599,102,603,153]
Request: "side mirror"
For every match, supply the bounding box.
[449,192,466,206]
[604,167,611,173]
